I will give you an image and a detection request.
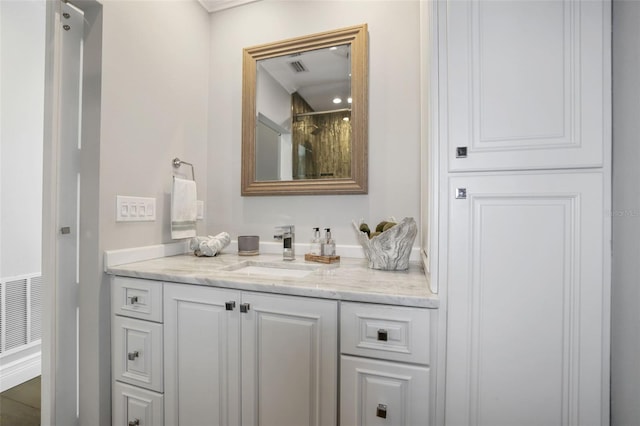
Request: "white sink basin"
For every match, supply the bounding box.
[220,261,321,278]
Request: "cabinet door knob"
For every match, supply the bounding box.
[456,146,468,158]
[376,403,388,419]
[128,296,139,305]
[128,419,140,426]
[127,351,139,361]
[225,301,236,311]
[377,329,388,341]
[240,303,250,313]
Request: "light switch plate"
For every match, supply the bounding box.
[197,200,204,220]
[116,196,156,222]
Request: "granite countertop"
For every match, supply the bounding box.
[106,253,439,308]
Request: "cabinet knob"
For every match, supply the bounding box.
[377,329,388,341]
[240,303,250,313]
[225,301,236,311]
[127,350,139,361]
[455,188,467,199]
[376,403,388,419]
[128,419,140,426]
[456,146,468,158]
[128,296,139,305]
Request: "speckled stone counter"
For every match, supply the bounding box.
[106,253,438,308]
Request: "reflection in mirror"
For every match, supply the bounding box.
[242,25,368,196]
[257,45,351,181]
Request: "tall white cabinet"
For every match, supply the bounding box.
[432,0,611,425]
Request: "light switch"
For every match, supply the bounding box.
[116,196,156,222]
[197,200,204,220]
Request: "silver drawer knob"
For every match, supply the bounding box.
[377,329,388,341]
[376,403,387,418]
[127,351,139,361]
[128,419,140,426]
[128,296,139,305]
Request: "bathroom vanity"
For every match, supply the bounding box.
[107,253,437,426]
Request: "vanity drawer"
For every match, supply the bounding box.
[113,381,164,426]
[112,276,163,322]
[112,316,163,392]
[340,302,430,365]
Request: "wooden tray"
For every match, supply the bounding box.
[304,253,341,264]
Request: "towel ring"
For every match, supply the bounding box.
[172,158,195,181]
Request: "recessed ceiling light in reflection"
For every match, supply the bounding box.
[347,97,352,104]
[333,97,342,104]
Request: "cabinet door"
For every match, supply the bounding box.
[113,381,163,426]
[446,171,606,426]
[340,355,430,426]
[440,0,610,171]
[164,283,241,426]
[241,292,338,426]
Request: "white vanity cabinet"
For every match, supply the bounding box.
[163,283,338,426]
[111,277,165,426]
[340,302,432,426]
[109,264,434,426]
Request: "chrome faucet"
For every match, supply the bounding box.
[274,225,295,260]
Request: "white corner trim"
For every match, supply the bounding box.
[103,241,190,271]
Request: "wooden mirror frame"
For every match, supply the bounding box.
[241,24,368,196]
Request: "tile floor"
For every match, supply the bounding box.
[0,376,41,426]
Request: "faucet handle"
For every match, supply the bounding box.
[275,225,295,234]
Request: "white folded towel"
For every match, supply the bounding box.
[190,232,231,257]
[171,177,197,240]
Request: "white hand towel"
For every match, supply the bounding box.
[171,177,197,239]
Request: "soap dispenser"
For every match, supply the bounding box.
[310,227,321,255]
[322,228,336,256]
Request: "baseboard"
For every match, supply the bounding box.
[0,350,41,392]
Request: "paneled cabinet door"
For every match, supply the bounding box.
[446,171,606,426]
[241,292,338,426]
[163,284,241,426]
[440,0,610,171]
[340,355,430,426]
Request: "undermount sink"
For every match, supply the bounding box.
[220,261,324,278]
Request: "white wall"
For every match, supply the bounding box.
[76,1,209,424]
[611,1,640,424]
[99,0,210,251]
[0,0,45,278]
[207,0,422,247]
[256,63,291,129]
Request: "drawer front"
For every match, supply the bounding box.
[340,355,430,426]
[113,381,164,426]
[112,316,163,392]
[112,276,163,322]
[341,302,430,364]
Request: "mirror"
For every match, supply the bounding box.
[242,24,368,196]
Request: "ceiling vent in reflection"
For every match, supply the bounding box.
[289,60,308,73]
